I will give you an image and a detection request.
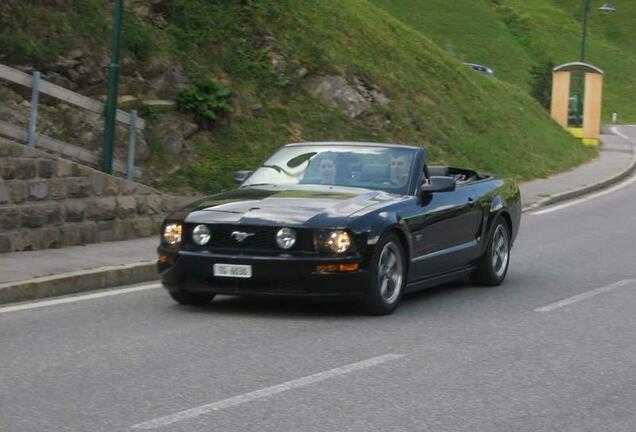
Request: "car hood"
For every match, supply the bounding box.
[179,185,397,227]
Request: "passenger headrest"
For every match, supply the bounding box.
[360,164,389,182]
[428,165,449,177]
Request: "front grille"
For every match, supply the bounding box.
[185,224,315,252]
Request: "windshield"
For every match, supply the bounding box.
[242,145,417,194]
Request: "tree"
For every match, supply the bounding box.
[530,59,554,110]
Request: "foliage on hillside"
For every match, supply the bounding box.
[0,0,599,194]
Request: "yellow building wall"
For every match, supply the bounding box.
[550,71,571,128]
[583,72,603,142]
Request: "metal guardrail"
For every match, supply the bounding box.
[0,120,141,178]
[0,63,143,179]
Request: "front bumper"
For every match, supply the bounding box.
[158,249,369,298]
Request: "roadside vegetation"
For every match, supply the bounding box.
[3,0,628,194]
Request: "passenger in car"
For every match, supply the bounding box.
[318,157,337,184]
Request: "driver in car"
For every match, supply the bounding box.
[390,153,410,186]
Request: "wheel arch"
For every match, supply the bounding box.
[361,210,412,276]
[479,208,513,256]
[383,225,411,279]
[498,210,512,236]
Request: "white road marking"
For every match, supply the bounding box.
[531,126,636,216]
[534,279,636,312]
[131,354,405,430]
[0,283,162,314]
[611,126,634,142]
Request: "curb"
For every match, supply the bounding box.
[0,261,158,305]
[522,128,636,213]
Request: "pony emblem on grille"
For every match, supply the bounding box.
[231,231,255,242]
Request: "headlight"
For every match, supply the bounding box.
[318,230,352,254]
[276,228,297,249]
[192,224,211,246]
[162,223,182,246]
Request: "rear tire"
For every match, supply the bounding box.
[169,290,216,306]
[471,216,510,286]
[361,232,406,315]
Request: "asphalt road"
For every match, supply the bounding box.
[2,152,636,432]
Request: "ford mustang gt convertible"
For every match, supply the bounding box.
[157,142,521,315]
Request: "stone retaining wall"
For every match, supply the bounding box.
[0,137,177,253]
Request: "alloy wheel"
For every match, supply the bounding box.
[491,225,509,278]
[378,242,404,304]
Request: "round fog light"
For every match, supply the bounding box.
[276,228,297,249]
[192,224,211,245]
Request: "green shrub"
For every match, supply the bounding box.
[176,81,233,129]
[137,104,159,122]
[121,11,154,62]
[529,59,554,110]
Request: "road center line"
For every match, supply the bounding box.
[131,354,405,430]
[0,283,162,314]
[534,279,636,312]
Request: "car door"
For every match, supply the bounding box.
[406,183,483,281]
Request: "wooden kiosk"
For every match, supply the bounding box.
[550,62,604,145]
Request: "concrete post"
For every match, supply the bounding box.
[127,109,137,180]
[27,71,41,147]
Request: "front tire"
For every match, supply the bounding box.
[169,290,216,306]
[471,216,511,286]
[361,232,406,315]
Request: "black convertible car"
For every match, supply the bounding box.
[158,142,521,314]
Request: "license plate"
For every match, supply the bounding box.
[213,264,252,278]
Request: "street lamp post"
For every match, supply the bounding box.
[102,0,124,174]
[580,1,616,62]
[579,0,591,63]
[574,1,615,126]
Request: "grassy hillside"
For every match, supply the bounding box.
[372,0,636,123]
[371,0,536,92]
[0,0,598,194]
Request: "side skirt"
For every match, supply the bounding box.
[404,266,475,293]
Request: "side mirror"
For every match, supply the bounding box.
[421,176,456,194]
[233,170,253,185]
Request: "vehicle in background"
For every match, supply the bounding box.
[464,63,495,76]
